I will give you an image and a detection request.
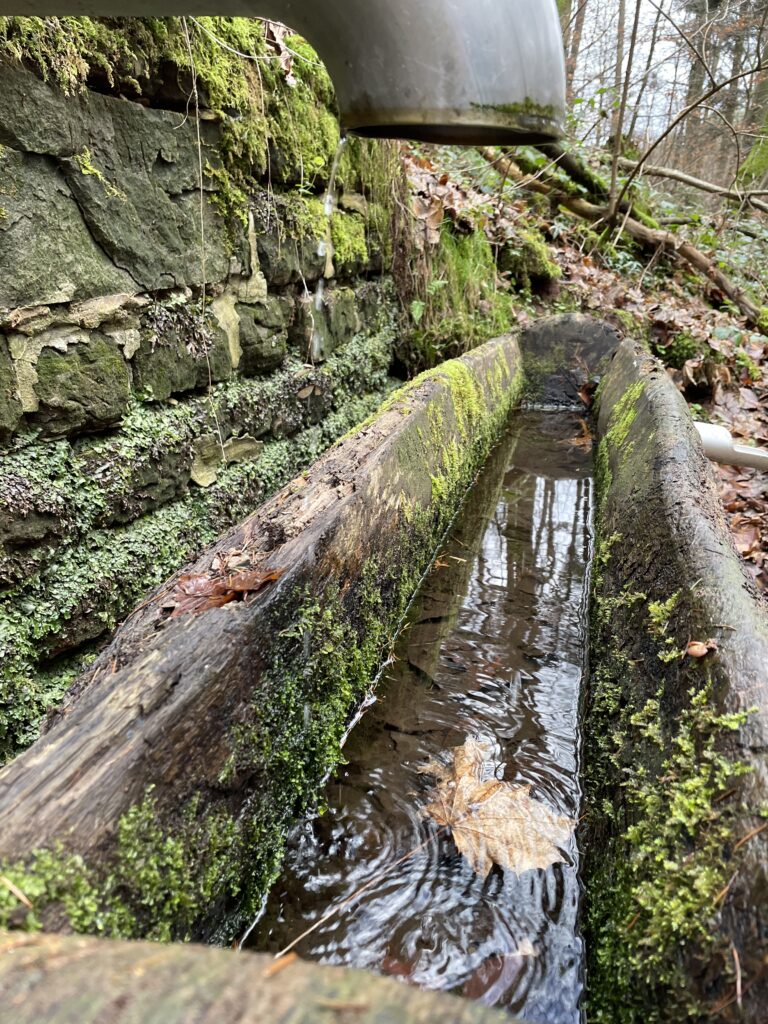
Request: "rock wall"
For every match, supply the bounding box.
[0,57,400,761]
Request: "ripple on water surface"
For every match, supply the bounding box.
[247,412,594,1024]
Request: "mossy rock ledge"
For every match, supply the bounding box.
[585,338,768,1023]
[0,334,523,944]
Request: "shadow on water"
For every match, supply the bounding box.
[247,412,594,1024]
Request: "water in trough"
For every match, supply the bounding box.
[246,411,594,1024]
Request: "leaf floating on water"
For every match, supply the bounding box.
[420,736,575,879]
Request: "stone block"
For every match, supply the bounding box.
[131,332,199,402]
[237,303,288,376]
[0,336,22,439]
[31,333,131,435]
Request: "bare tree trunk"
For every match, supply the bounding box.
[557,0,573,53]
[566,0,589,105]
[627,0,667,141]
[609,0,642,219]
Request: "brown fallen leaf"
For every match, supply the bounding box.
[222,568,284,594]
[420,736,575,878]
[262,951,298,978]
[166,567,284,618]
[686,638,718,658]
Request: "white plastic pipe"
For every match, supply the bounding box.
[694,421,768,471]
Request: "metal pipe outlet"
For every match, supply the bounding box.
[0,0,566,145]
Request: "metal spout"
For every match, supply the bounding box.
[2,1,566,145]
[269,0,566,145]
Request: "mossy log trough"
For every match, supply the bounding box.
[0,333,523,942]
[586,338,768,1023]
[0,930,520,1024]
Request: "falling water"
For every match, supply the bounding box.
[310,136,347,361]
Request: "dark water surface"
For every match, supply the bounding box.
[247,412,594,1024]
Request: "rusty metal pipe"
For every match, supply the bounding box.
[1,0,566,144]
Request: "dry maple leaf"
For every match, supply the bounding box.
[420,737,574,879]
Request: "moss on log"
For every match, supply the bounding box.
[585,339,768,1024]
[0,930,519,1024]
[0,334,523,942]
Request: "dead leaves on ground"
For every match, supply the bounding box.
[420,736,574,879]
[717,463,768,593]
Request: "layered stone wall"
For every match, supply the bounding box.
[0,59,400,761]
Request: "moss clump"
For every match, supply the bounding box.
[402,225,512,372]
[499,227,561,294]
[738,122,768,187]
[331,210,369,268]
[73,146,126,201]
[0,791,244,941]
[652,331,704,369]
[586,681,751,1024]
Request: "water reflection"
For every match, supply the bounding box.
[248,413,593,1024]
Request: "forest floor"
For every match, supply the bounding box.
[405,143,768,595]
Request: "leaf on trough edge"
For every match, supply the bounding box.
[166,567,284,617]
[686,638,718,658]
[420,736,575,879]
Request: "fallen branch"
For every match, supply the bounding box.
[479,147,763,325]
[616,156,768,215]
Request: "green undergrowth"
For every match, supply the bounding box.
[401,225,513,372]
[0,343,523,942]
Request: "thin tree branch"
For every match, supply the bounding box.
[616,60,768,211]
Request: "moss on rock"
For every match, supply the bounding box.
[0,336,21,439]
[32,334,131,435]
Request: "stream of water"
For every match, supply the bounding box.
[247,412,594,1024]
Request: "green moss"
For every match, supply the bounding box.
[605,378,644,451]
[652,331,704,370]
[470,97,557,122]
[0,368,394,762]
[74,146,126,201]
[738,124,768,187]
[0,791,244,941]
[499,228,561,294]
[587,369,755,1020]
[331,210,368,267]
[586,681,752,1024]
[0,343,523,942]
[403,225,512,372]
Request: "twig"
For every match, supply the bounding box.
[0,875,32,908]
[731,941,743,1010]
[616,60,768,212]
[733,819,768,851]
